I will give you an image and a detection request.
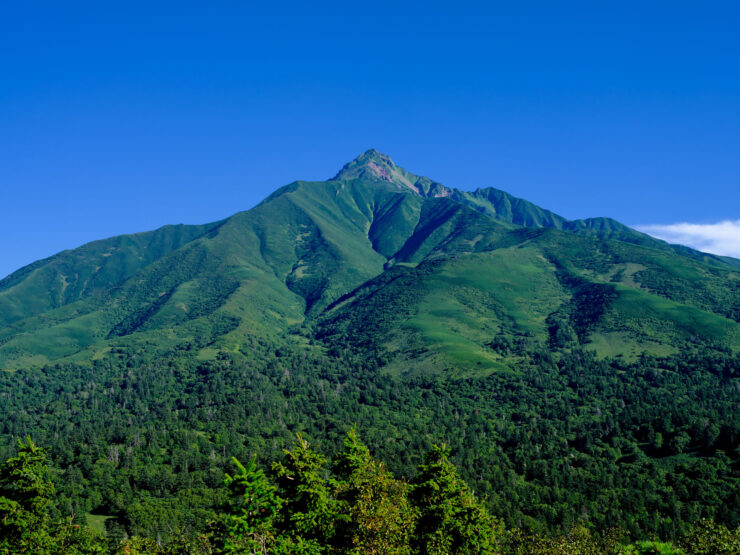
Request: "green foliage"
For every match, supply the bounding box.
[112,536,163,554]
[5,433,739,554]
[411,444,502,554]
[0,437,107,554]
[112,530,216,554]
[680,519,740,554]
[223,455,281,553]
[0,340,738,545]
[505,525,626,554]
[0,437,56,552]
[618,540,685,554]
[272,434,338,549]
[332,428,415,554]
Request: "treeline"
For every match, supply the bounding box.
[0,339,738,545]
[2,434,739,554]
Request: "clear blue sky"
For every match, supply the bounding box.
[2,1,739,277]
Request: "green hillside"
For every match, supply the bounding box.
[1,150,739,549]
[1,149,738,372]
[0,222,220,327]
[318,229,740,376]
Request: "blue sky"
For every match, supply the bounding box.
[2,1,739,277]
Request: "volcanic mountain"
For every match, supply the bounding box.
[1,149,739,373]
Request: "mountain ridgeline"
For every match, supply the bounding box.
[1,150,739,547]
[1,149,739,372]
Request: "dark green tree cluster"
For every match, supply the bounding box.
[0,438,106,554]
[219,430,500,554]
[0,339,737,545]
[2,434,739,554]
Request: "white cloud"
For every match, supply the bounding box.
[636,220,740,259]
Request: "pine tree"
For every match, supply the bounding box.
[333,428,415,554]
[411,444,502,554]
[223,455,282,553]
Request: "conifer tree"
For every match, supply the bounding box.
[0,437,106,554]
[0,437,56,552]
[411,444,502,555]
[333,428,415,554]
[223,455,282,553]
[271,434,338,553]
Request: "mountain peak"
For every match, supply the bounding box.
[332,149,400,182]
[357,147,391,162]
[332,149,451,198]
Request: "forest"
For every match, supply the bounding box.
[2,430,738,554]
[0,335,738,553]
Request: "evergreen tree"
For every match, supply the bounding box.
[0,437,56,552]
[0,437,106,554]
[271,434,338,553]
[333,428,415,554]
[411,444,502,555]
[223,455,282,553]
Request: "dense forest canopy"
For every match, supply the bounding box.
[2,429,739,553]
[1,339,738,552]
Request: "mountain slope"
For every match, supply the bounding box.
[0,171,512,368]
[0,149,738,371]
[317,225,740,376]
[0,222,221,327]
[452,183,734,266]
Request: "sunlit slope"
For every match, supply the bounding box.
[0,222,220,327]
[452,186,736,266]
[1,149,739,371]
[317,227,740,377]
[0,176,512,368]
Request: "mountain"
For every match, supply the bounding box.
[2,150,739,543]
[1,149,739,371]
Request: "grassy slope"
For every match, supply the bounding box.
[1,152,739,372]
[0,179,510,368]
[0,223,221,327]
[317,226,740,377]
[387,248,568,377]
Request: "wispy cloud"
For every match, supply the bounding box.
[636,220,740,259]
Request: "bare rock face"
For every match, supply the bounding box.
[332,148,449,197]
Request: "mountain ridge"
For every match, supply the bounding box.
[2,150,739,547]
[333,150,736,263]
[1,150,739,371]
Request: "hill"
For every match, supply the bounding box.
[1,149,738,371]
[0,150,738,544]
